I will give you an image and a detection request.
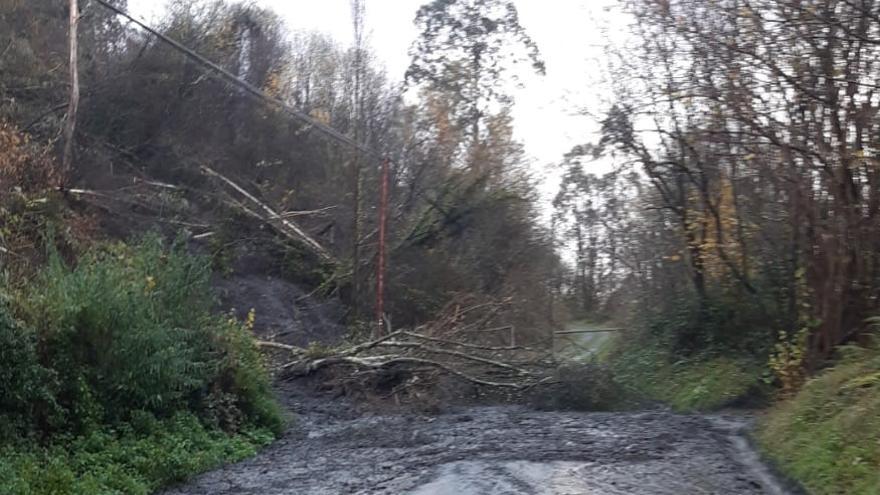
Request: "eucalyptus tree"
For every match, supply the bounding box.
[405,0,545,146]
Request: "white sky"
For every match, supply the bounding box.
[128,0,627,209]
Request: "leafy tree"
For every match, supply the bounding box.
[406,0,545,143]
[559,0,880,368]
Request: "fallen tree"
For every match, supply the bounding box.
[259,297,558,398]
[201,165,336,262]
[279,329,550,389]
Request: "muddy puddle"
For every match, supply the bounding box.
[164,382,794,495]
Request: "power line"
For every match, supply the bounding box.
[92,0,394,330]
[92,0,383,161]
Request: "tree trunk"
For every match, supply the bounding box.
[62,0,79,185]
[349,0,366,317]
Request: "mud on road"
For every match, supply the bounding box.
[165,381,793,495]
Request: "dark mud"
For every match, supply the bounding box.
[165,381,794,495]
[213,273,346,346]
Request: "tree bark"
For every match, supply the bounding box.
[62,0,80,185]
[350,0,366,317]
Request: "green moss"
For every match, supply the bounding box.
[757,346,880,495]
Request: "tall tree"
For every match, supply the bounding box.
[62,0,80,185]
[405,0,545,145]
[578,0,880,364]
[349,0,367,316]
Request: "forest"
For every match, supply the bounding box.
[0,0,878,494]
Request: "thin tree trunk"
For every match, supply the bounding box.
[62,0,80,185]
[350,0,366,317]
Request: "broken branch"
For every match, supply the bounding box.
[401,331,527,352]
[285,355,526,389]
[201,165,334,262]
[376,340,533,376]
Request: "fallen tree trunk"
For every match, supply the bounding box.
[400,330,527,352]
[284,354,530,389]
[375,340,533,376]
[201,165,335,262]
[256,340,300,352]
[276,325,552,392]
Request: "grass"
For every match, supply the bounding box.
[599,334,765,411]
[757,345,880,495]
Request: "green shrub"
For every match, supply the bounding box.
[0,236,284,493]
[658,356,764,410]
[0,307,56,440]
[0,411,275,495]
[643,292,776,357]
[596,289,775,411]
[757,345,880,495]
[22,238,215,425]
[207,312,284,435]
[12,235,282,433]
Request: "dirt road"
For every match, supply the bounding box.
[164,382,794,495]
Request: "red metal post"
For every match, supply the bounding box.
[375,156,390,335]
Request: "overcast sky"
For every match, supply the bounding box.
[128,0,627,206]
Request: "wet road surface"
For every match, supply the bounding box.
[164,382,792,495]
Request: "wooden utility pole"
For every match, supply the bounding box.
[62,0,80,185]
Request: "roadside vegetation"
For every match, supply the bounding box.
[600,339,764,412]
[0,237,283,494]
[0,413,274,495]
[757,342,880,495]
[573,295,775,411]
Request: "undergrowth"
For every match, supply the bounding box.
[0,236,284,494]
[0,412,274,495]
[757,344,880,495]
[594,294,773,411]
[598,334,766,411]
